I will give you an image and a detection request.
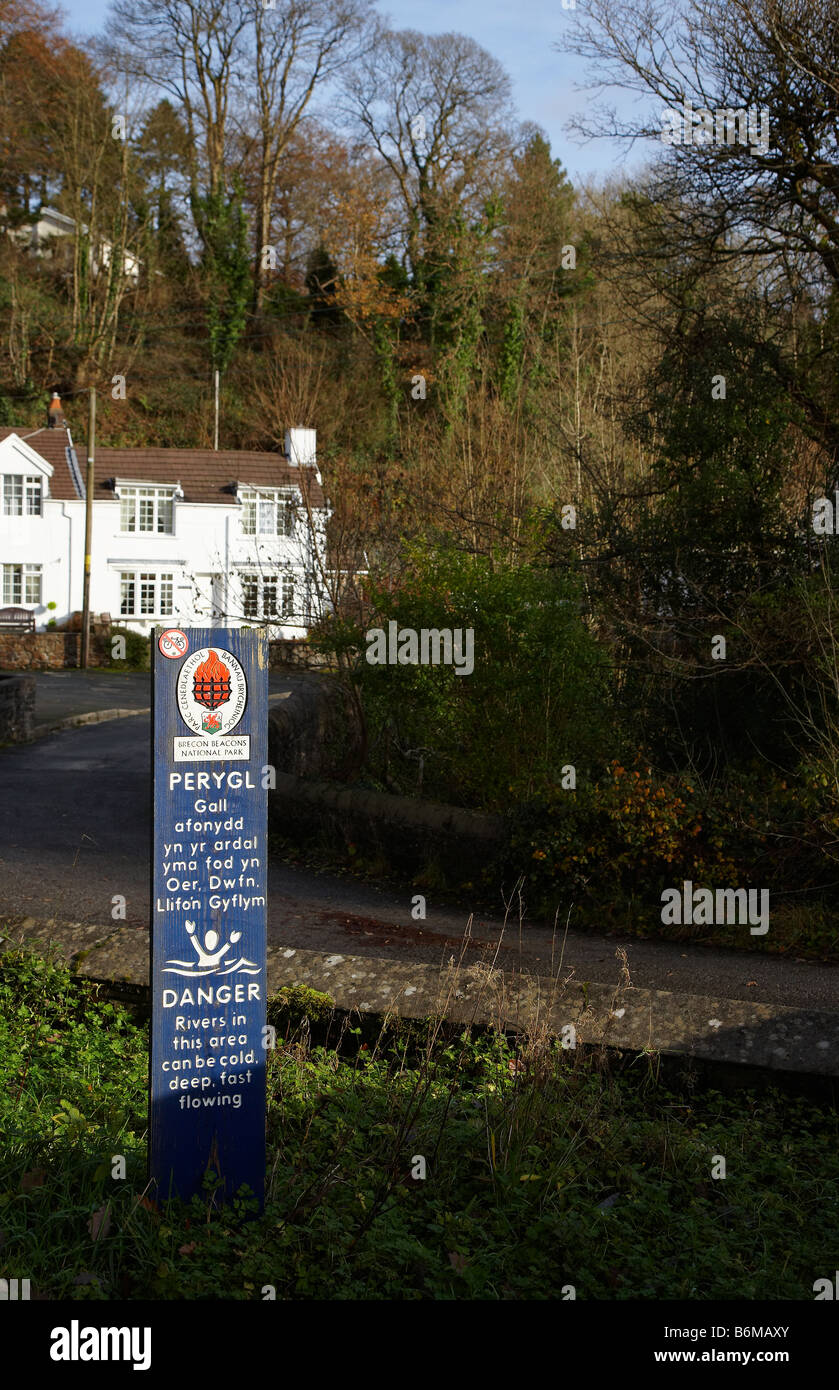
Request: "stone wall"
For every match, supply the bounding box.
[266,672,504,886]
[269,771,504,888]
[0,672,35,740]
[267,639,332,670]
[0,632,327,671]
[268,674,363,781]
[0,632,111,670]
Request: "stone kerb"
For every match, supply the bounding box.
[5,920,839,1086]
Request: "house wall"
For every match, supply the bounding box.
[1,445,326,637]
[10,208,141,282]
[0,434,75,626]
[89,498,316,637]
[1,499,74,615]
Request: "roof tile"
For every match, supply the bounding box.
[0,425,81,499]
[0,430,325,508]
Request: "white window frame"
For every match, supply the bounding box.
[3,474,43,515]
[238,488,296,538]
[118,485,175,535]
[239,571,295,620]
[119,570,174,618]
[2,562,42,604]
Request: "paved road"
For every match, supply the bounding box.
[27,670,152,727]
[1,714,837,1009]
[26,669,304,728]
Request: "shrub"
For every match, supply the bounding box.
[316,544,616,812]
[509,761,838,928]
[108,627,150,671]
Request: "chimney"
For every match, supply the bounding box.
[285,427,316,467]
[47,391,67,429]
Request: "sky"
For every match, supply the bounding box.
[60,0,657,186]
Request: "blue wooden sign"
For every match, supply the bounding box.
[149,627,268,1207]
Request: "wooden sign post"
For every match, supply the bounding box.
[149,627,268,1207]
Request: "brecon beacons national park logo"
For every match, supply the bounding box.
[174,648,249,760]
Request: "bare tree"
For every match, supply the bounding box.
[106,0,249,215]
[106,0,373,295]
[343,27,515,289]
[560,0,839,454]
[239,0,374,311]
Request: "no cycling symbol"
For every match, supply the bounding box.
[158,628,189,659]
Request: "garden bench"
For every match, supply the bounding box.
[0,607,35,633]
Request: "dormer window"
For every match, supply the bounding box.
[3,474,43,515]
[238,488,296,538]
[119,484,175,534]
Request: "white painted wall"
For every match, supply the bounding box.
[0,434,73,623]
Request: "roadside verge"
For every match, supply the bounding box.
[3,916,838,1092]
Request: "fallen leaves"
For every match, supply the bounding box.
[88,1203,112,1242]
[20,1168,46,1192]
[20,1167,47,1189]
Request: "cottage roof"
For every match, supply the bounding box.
[95,447,325,507]
[0,426,82,498]
[0,428,325,508]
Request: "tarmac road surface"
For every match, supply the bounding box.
[1,713,837,1010]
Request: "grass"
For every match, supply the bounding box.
[1,946,837,1300]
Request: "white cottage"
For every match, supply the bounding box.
[5,205,142,283]
[0,396,330,637]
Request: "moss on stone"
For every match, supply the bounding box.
[268,983,335,1030]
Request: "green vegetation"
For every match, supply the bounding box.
[6,0,839,947]
[2,948,836,1300]
[316,544,614,808]
[509,763,839,961]
[107,627,150,670]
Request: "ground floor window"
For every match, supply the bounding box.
[2,562,42,604]
[119,570,174,617]
[239,571,295,620]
